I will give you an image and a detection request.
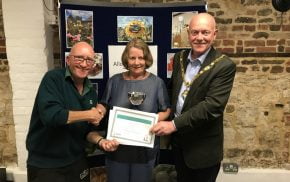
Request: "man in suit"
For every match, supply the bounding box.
[151,13,236,181]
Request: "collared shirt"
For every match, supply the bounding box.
[175,48,210,117]
[65,67,92,96]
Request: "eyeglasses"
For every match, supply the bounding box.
[189,30,212,36]
[69,55,95,66]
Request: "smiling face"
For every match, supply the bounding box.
[127,47,146,77]
[188,13,217,59]
[66,42,95,81]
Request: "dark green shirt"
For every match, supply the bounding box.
[26,68,98,168]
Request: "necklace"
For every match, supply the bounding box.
[126,71,148,80]
[179,50,225,99]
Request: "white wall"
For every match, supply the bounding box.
[2,0,54,180]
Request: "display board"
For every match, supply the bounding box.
[59,1,206,99]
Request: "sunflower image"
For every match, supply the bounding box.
[124,20,146,39]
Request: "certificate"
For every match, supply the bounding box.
[106,106,158,148]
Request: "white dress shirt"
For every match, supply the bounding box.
[174,48,210,118]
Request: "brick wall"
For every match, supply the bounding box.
[0,0,17,166]
[207,0,290,168]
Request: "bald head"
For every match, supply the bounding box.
[70,41,95,56]
[189,13,217,31]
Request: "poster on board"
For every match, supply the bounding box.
[167,53,175,78]
[117,16,153,43]
[171,11,198,49]
[65,9,94,48]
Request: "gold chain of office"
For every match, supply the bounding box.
[179,50,225,99]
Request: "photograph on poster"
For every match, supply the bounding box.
[167,53,175,78]
[88,53,103,79]
[65,9,94,48]
[171,11,198,49]
[108,45,157,77]
[64,52,103,79]
[117,16,153,42]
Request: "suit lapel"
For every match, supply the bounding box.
[172,50,190,108]
[182,48,220,108]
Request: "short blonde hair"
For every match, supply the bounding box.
[121,38,153,70]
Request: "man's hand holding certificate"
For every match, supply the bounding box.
[106,106,158,148]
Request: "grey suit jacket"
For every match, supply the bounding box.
[169,47,236,169]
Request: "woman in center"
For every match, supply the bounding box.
[101,38,171,182]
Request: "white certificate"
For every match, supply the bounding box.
[106,106,158,148]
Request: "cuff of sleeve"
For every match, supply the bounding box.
[172,120,177,130]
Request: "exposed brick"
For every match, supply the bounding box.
[256,47,276,53]
[269,25,281,31]
[286,67,290,73]
[257,8,272,16]
[287,40,290,46]
[262,149,274,158]
[285,115,290,126]
[216,48,223,52]
[0,39,5,46]
[208,3,220,9]
[282,152,289,162]
[244,48,255,52]
[252,65,260,71]
[245,25,256,31]
[235,17,256,23]
[215,17,232,24]
[221,48,234,54]
[278,46,284,52]
[244,0,268,6]
[270,66,284,73]
[0,47,5,53]
[237,40,243,46]
[278,39,286,45]
[257,24,268,31]
[216,31,227,39]
[242,59,257,65]
[236,47,243,53]
[259,18,273,23]
[262,66,270,72]
[232,25,243,31]
[215,11,224,16]
[213,40,221,47]
[267,40,277,46]
[253,32,269,39]
[246,9,256,16]
[236,66,248,73]
[259,60,284,64]
[207,12,215,17]
[223,40,235,46]
[226,105,235,113]
[228,33,235,39]
[226,148,246,158]
[285,47,290,52]
[282,25,290,31]
[218,25,228,31]
[245,40,265,47]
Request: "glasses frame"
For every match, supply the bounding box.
[69,55,96,66]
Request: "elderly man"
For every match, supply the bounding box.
[26,42,118,182]
[151,13,236,182]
